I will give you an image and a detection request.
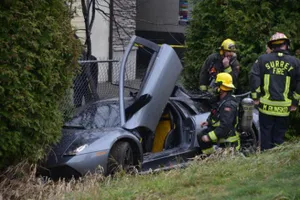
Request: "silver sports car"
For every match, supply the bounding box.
[39,36,259,179]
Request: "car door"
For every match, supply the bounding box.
[119,36,183,133]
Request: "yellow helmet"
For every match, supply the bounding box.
[220,39,237,52]
[215,72,235,91]
[267,32,290,48]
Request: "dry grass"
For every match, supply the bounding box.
[0,149,235,200]
[0,161,105,200]
[0,147,249,200]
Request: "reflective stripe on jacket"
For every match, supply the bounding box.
[199,53,240,90]
[207,94,239,143]
[250,50,300,116]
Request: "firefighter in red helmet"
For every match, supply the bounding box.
[250,32,300,150]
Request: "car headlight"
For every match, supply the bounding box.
[64,144,89,156]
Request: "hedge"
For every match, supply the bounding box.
[0,0,80,168]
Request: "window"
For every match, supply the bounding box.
[65,99,133,129]
[65,102,121,129]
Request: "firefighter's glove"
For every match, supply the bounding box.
[199,85,208,92]
[207,87,215,95]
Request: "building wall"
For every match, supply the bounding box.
[112,0,137,82]
[113,0,136,50]
[136,0,186,33]
[91,2,110,59]
[71,0,110,59]
[70,0,86,44]
[71,0,137,82]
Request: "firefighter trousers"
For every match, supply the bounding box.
[259,112,289,151]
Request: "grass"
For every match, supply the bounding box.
[1,141,300,200]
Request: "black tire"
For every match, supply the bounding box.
[107,141,134,175]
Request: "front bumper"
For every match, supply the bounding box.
[39,150,109,180]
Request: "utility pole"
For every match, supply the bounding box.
[108,0,114,82]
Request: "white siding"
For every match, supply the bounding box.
[70,0,86,44]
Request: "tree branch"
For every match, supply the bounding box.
[89,0,96,33]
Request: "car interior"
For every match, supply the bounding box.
[137,103,181,154]
[151,104,181,153]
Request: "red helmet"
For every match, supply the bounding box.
[267,32,290,48]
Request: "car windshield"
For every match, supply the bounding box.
[65,101,122,129]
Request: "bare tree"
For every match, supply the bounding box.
[78,0,136,57]
[70,0,99,101]
[81,0,96,58]
[71,0,136,101]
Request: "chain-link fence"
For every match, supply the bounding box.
[60,58,148,119]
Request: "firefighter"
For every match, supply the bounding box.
[198,73,240,154]
[250,32,300,151]
[199,39,240,93]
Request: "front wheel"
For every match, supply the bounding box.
[107,141,134,175]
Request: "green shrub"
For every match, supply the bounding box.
[0,0,80,168]
[184,0,300,91]
[184,0,300,136]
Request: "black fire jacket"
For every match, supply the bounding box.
[207,94,238,141]
[250,50,300,116]
[199,53,240,90]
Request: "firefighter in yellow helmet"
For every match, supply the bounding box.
[250,32,300,151]
[199,39,240,93]
[198,73,240,154]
